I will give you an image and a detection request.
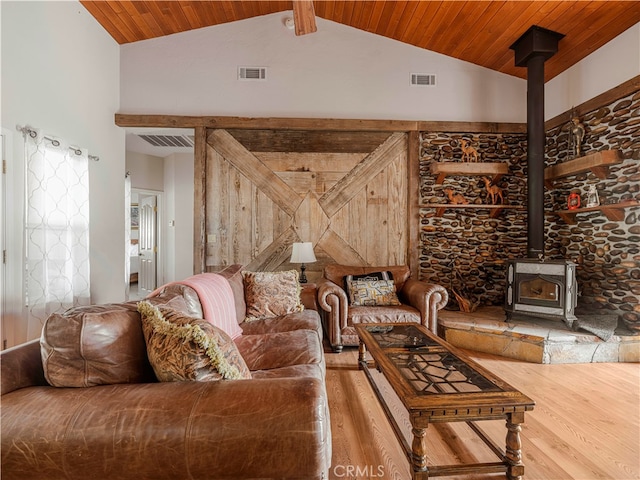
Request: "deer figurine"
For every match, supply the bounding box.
[460,139,479,162]
[481,176,504,205]
[444,188,469,205]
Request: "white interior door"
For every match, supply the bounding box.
[138,194,157,296]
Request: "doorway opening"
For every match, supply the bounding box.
[128,189,163,300]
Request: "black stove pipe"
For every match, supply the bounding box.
[510,26,564,259]
[526,54,546,259]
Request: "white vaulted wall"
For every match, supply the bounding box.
[546,23,640,119]
[120,13,527,122]
[2,1,124,346]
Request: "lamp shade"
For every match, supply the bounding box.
[290,242,317,264]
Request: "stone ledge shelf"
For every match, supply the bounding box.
[440,307,640,364]
[424,204,526,218]
[430,162,509,184]
[544,149,623,188]
[555,199,639,224]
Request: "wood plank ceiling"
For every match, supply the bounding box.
[81,1,640,81]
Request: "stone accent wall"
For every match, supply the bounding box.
[418,89,640,330]
[545,91,640,330]
[418,133,528,308]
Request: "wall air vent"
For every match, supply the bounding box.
[238,66,267,81]
[410,73,436,86]
[138,134,194,148]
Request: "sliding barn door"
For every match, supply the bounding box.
[202,129,408,281]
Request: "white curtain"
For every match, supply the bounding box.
[24,129,90,334]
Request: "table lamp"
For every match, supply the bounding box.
[290,242,316,283]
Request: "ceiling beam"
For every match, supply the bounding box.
[114,113,526,133]
[292,0,317,36]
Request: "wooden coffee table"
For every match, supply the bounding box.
[355,323,535,480]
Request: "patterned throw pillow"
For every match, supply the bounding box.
[347,279,401,306]
[343,271,394,299]
[242,270,304,322]
[137,301,251,382]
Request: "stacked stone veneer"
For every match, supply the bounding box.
[544,91,640,330]
[418,90,640,330]
[419,133,528,307]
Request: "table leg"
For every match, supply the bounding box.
[505,411,525,480]
[358,340,367,370]
[411,426,428,479]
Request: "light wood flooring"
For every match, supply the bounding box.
[326,347,639,480]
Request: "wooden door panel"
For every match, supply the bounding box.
[318,132,406,217]
[204,129,408,275]
[208,129,301,217]
[255,152,365,172]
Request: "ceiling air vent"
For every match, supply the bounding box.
[138,134,194,148]
[238,66,267,81]
[410,73,436,86]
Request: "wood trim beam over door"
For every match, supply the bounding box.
[115,114,527,134]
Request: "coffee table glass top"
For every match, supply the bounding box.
[365,324,440,349]
[362,324,504,396]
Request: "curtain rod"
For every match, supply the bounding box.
[17,125,100,161]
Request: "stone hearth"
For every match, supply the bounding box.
[440,306,639,364]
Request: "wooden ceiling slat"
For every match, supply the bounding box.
[127,1,168,39]
[80,0,640,80]
[414,1,466,53]
[489,1,571,75]
[180,2,203,30]
[120,1,161,42]
[385,1,420,40]
[456,1,529,67]
[365,0,392,33]
[341,0,357,27]
[376,1,406,38]
[449,1,507,59]
[544,4,640,80]
[434,1,493,58]
[80,2,132,44]
[475,1,555,70]
[344,1,368,30]
[402,1,444,46]
[327,0,346,26]
[146,1,191,36]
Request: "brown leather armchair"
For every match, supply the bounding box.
[316,265,449,352]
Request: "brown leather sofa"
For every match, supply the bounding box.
[1,265,331,480]
[317,264,449,352]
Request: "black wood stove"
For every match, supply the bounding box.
[505,26,578,326]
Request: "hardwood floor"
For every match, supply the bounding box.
[325,347,640,480]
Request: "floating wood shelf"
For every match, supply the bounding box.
[430,162,509,184]
[423,204,526,218]
[555,200,639,224]
[544,150,622,188]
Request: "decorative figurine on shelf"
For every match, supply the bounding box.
[567,190,581,210]
[586,184,600,208]
[569,116,586,158]
[481,176,504,204]
[444,188,469,204]
[459,139,479,162]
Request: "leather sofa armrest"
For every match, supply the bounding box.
[1,339,47,395]
[400,279,449,335]
[190,377,331,478]
[316,278,348,351]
